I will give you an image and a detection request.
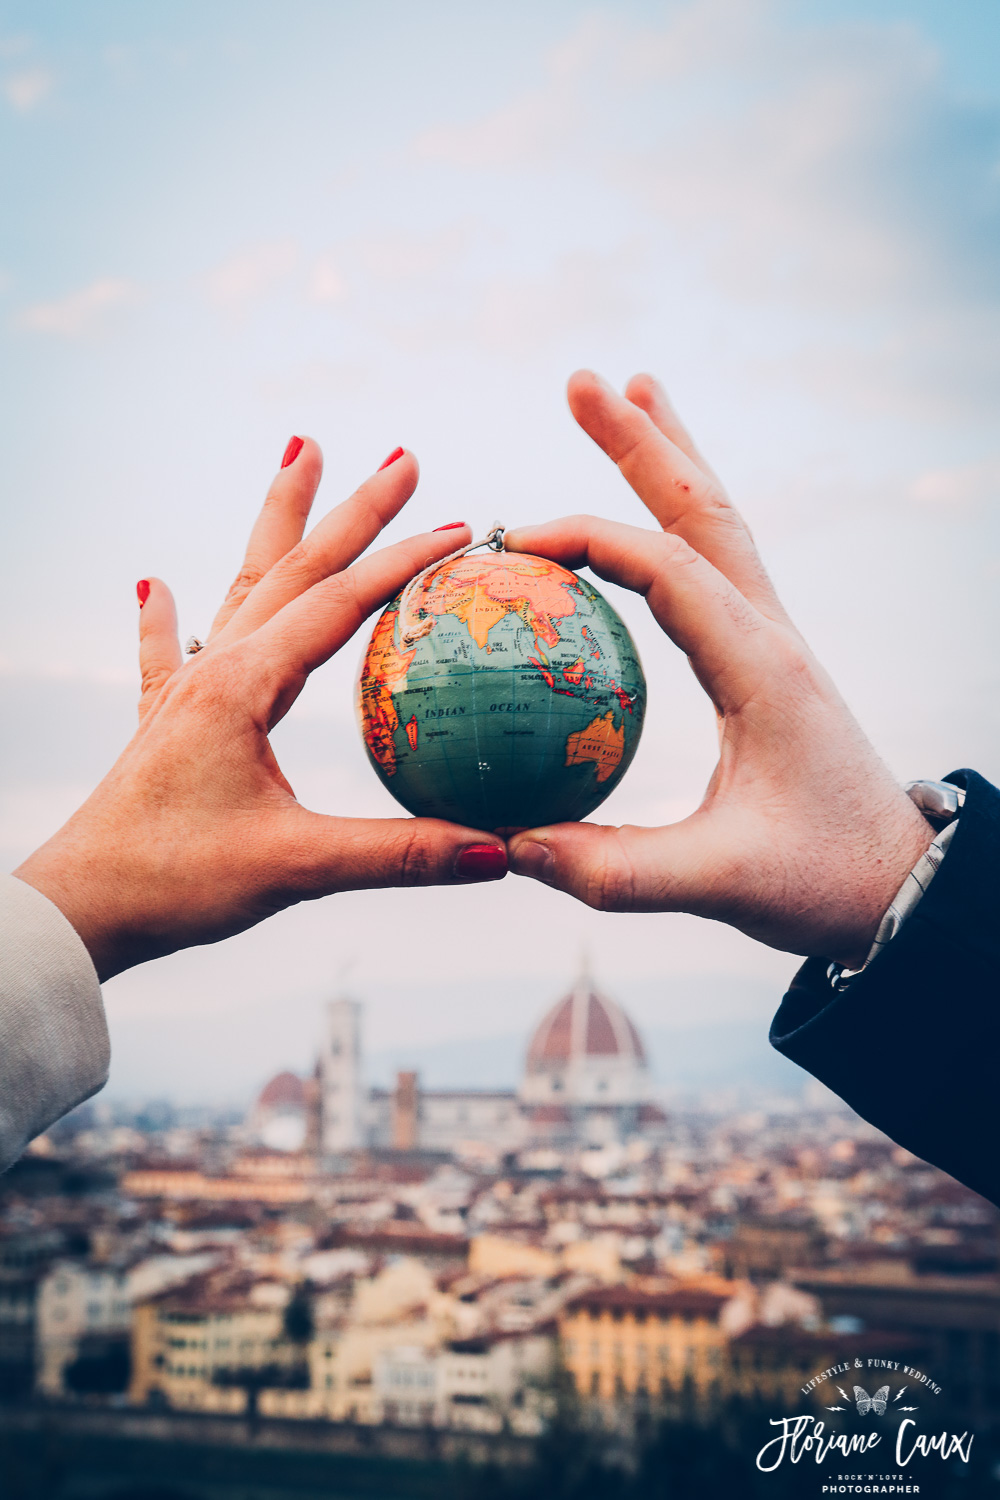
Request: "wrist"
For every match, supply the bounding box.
[15,831,128,984]
[829,780,961,971]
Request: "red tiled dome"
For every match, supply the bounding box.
[256,1070,306,1109]
[526,976,646,1068]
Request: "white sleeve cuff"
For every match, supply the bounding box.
[0,873,110,1171]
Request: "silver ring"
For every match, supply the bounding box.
[184,636,205,656]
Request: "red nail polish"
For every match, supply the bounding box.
[137,580,150,608]
[455,844,507,882]
[434,522,466,532]
[378,446,405,471]
[281,436,304,469]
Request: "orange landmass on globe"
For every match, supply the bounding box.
[609,680,636,715]
[405,715,419,752]
[357,609,416,776]
[417,555,578,651]
[563,658,585,685]
[565,710,624,783]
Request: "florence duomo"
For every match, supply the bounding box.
[247,961,667,1162]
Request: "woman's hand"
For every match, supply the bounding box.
[505,371,932,967]
[15,440,505,981]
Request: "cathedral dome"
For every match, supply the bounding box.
[257,1071,306,1109]
[526,977,646,1070]
[249,1070,308,1152]
[520,965,653,1122]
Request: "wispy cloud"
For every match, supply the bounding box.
[473,244,642,353]
[204,239,298,308]
[308,253,347,304]
[910,455,1000,510]
[353,223,478,281]
[3,66,53,112]
[18,277,140,335]
[413,16,607,169]
[412,2,1000,412]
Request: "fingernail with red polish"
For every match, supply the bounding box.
[137,580,150,608]
[378,446,405,471]
[434,522,466,532]
[281,436,304,469]
[454,844,507,882]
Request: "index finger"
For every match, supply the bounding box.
[505,513,783,716]
[209,435,324,640]
[246,524,472,726]
[567,369,785,621]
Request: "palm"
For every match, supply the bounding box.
[506,371,932,967]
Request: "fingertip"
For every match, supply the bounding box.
[566,367,605,412]
[136,576,178,628]
[508,833,555,885]
[502,525,534,554]
[453,842,508,883]
[567,367,597,391]
[280,434,323,480]
[624,372,663,409]
[379,447,419,494]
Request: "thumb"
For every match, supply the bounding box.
[137,577,182,721]
[279,810,509,894]
[507,818,720,914]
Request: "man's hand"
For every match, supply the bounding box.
[505,371,932,966]
[16,440,505,981]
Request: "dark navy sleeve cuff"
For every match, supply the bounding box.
[770,770,1000,1206]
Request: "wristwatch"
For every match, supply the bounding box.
[828,779,965,991]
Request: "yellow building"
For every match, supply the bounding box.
[559,1283,733,1403]
[130,1270,302,1413]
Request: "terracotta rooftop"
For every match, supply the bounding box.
[526,973,646,1067]
[566,1285,730,1318]
[256,1071,306,1110]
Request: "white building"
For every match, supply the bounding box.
[374,1343,438,1426]
[375,1332,552,1432]
[37,1252,221,1397]
[36,1262,130,1396]
[321,998,364,1155]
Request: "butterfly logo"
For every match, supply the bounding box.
[854,1385,889,1416]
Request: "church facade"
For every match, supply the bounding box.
[250,968,665,1160]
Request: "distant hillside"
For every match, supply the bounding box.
[367,1020,806,1098]
[104,972,801,1106]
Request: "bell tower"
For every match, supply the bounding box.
[320,998,363,1155]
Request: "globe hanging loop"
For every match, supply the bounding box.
[398,521,506,646]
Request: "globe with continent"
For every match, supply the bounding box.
[356,550,646,831]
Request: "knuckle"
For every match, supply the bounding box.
[269,537,328,595]
[583,852,633,913]
[399,828,434,886]
[226,562,265,604]
[613,420,657,470]
[175,647,241,711]
[325,568,363,625]
[278,539,311,576]
[139,664,171,702]
[657,531,699,569]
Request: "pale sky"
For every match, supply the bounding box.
[2,1,998,1101]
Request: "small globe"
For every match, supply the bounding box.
[356,550,646,830]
